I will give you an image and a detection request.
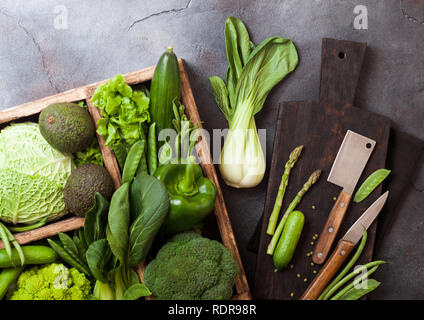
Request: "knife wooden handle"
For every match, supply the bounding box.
[300,240,356,300]
[313,190,352,264]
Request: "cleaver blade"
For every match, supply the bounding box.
[327,130,376,195]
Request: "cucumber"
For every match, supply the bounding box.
[0,246,57,268]
[273,210,304,270]
[150,46,181,136]
[0,266,24,299]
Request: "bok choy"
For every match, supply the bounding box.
[210,17,298,188]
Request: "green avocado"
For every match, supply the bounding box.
[39,102,95,154]
[64,163,115,217]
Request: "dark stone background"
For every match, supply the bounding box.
[0,0,423,299]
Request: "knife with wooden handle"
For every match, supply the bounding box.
[313,130,376,264]
[301,191,388,300]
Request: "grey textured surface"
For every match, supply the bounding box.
[0,0,423,299]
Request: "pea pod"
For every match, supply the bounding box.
[122,141,145,184]
[136,129,149,176]
[147,123,158,175]
[354,169,390,203]
[273,210,304,270]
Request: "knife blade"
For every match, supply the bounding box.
[342,191,389,244]
[313,130,376,264]
[327,130,376,194]
[301,191,389,300]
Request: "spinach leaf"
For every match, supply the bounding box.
[128,174,169,266]
[122,283,151,300]
[106,183,130,264]
[84,192,110,246]
[86,239,112,283]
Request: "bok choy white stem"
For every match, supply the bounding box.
[210,17,299,188]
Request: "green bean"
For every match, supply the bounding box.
[122,140,145,184]
[354,169,390,203]
[323,260,386,300]
[136,129,149,176]
[9,217,48,233]
[319,230,368,300]
[147,123,158,175]
[330,265,381,300]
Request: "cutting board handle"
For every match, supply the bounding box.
[319,38,367,107]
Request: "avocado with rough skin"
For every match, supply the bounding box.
[39,102,95,153]
[64,163,115,217]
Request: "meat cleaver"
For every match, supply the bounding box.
[312,130,376,264]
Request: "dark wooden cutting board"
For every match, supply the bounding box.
[253,38,391,300]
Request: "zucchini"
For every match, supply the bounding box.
[273,210,304,270]
[0,245,57,268]
[150,46,181,137]
[0,267,24,299]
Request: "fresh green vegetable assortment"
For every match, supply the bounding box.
[0,16,395,301]
[210,17,299,188]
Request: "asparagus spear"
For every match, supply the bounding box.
[267,169,322,255]
[266,145,304,235]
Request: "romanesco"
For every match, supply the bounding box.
[144,232,239,300]
[9,263,92,300]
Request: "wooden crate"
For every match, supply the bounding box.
[0,60,251,300]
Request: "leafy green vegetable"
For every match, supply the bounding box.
[86,239,112,283]
[210,17,298,188]
[91,74,150,168]
[128,174,169,266]
[83,193,110,246]
[106,183,130,264]
[122,283,151,300]
[0,123,73,224]
[73,140,104,167]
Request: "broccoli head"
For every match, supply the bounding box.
[144,232,239,300]
[9,263,92,300]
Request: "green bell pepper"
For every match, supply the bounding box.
[153,162,217,234]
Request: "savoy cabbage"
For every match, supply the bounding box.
[0,122,74,224]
